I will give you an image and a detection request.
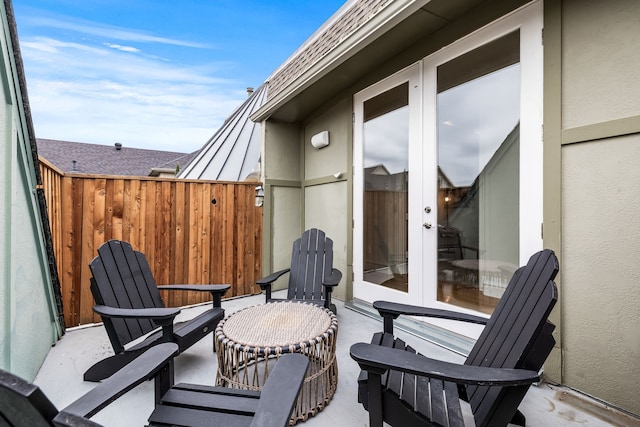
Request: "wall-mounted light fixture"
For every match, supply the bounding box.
[310,130,330,149]
[255,185,264,207]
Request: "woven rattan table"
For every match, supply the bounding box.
[214,301,339,424]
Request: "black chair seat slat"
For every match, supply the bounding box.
[429,378,448,426]
[413,374,431,420]
[443,381,465,427]
[160,388,259,415]
[148,404,253,427]
[396,340,416,409]
[383,335,397,393]
[172,383,261,398]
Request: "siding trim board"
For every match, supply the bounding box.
[562,116,640,145]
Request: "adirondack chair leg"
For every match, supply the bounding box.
[154,359,174,405]
[511,409,526,426]
[325,290,332,311]
[324,293,337,314]
[382,314,395,334]
[84,350,145,382]
[209,292,220,354]
[367,371,384,427]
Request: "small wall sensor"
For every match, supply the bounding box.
[311,130,330,149]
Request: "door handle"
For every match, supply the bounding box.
[423,222,432,229]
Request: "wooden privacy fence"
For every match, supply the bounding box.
[363,189,408,271]
[40,159,262,327]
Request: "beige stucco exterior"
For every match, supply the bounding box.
[556,0,640,414]
[562,136,640,414]
[256,0,640,416]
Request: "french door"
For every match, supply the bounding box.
[353,63,422,305]
[354,2,543,326]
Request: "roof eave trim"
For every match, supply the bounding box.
[251,0,430,122]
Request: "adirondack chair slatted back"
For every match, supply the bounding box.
[0,369,58,426]
[90,240,165,353]
[287,228,333,302]
[464,249,559,427]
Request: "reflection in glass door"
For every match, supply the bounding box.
[354,63,420,305]
[435,31,521,314]
[362,83,409,293]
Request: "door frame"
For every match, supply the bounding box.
[353,62,422,306]
[352,2,543,335]
[421,1,544,323]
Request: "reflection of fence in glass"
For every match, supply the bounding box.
[362,169,408,292]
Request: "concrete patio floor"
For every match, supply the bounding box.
[35,291,639,426]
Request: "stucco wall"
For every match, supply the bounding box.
[304,99,351,182]
[262,121,302,290]
[0,1,59,380]
[305,183,349,301]
[303,98,352,302]
[562,0,640,129]
[562,136,640,415]
[560,0,640,415]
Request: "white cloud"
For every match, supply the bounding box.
[20,35,246,152]
[104,43,141,53]
[25,14,211,49]
[364,107,409,174]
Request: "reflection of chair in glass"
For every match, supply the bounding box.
[438,225,478,287]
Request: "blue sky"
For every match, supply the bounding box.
[12,0,347,152]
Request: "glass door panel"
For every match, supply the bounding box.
[436,32,521,314]
[362,83,409,293]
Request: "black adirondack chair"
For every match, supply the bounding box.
[257,228,342,313]
[350,249,559,427]
[84,239,230,382]
[0,343,308,427]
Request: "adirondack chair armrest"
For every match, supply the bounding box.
[351,343,540,386]
[323,268,342,288]
[373,300,487,334]
[256,268,290,300]
[157,284,230,307]
[93,305,181,324]
[256,268,290,286]
[54,343,179,426]
[250,354,310,427]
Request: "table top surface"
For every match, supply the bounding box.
[218,301,338,349]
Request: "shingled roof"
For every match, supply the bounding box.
[37,139,196,177]
[266,0,390,102]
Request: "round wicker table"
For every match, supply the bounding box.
[214,301,338,424]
